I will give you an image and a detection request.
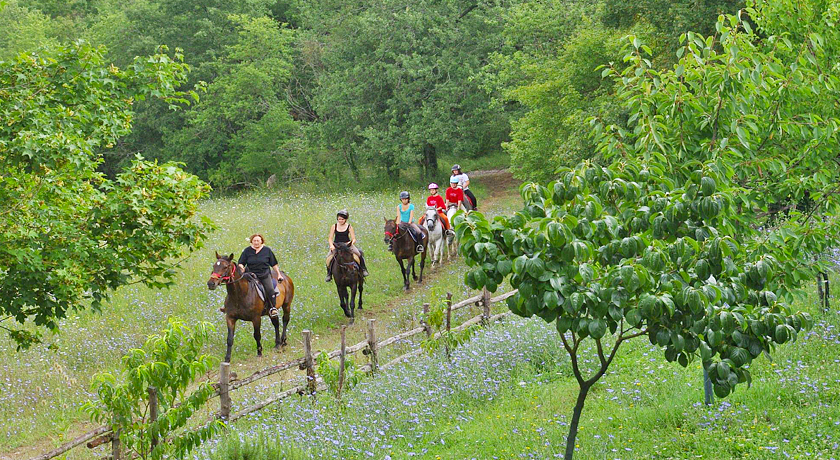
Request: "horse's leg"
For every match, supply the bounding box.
[252,316,263,357]
[410,255,418,281]
[358,279,364,310]
[349,282,357,318]
[270,299,282,350]
[398,257,409,290]
[280,297,290,347]
[225,316,236,363]
[419,237,427,283]
[337,283,350,317]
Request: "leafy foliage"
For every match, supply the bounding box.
[316,350,363,396]
[420,289,479,356]
[458,0,834,456]
[298,0,510,180]
[84,319,223,460]
[0,41,212,348]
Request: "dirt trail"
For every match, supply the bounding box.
[8,169,519,460]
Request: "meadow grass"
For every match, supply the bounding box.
[0,171,520,458]
[201,278,839,460]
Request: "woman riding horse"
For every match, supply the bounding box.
[395,191,424,253]
[418,183,454,237]
[325,209,369,282]
[235,234,281,316]
[451,164,477,210]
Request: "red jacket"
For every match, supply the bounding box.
[427,194,445,212]
[446,187,464,205]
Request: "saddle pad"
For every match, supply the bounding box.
[325,253,361,268]
[245,272,279,303]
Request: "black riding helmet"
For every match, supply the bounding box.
[451,164,461,172]
[399,191,410,200]
[336,209,349,219]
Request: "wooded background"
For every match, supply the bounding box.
[0,0,741,188]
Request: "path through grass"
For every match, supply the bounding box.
[0,171,521,459]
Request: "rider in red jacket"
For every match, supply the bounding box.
[419,183,452,235]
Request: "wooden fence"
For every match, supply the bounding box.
[29,288,518,460]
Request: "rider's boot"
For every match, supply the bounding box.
[325,266,332,283]
[268,294,279,318]
[360,258,370,277]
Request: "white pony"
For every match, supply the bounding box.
[424,206,446,265]
[446,203,465,257]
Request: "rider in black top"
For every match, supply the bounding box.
[238,234,280,314]
[325,209,369,282]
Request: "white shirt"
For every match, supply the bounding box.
[450,173,469,189]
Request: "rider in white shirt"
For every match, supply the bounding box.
[450,164,477,210]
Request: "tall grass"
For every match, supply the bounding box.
[0,172,520,457]
[201,279,840,459]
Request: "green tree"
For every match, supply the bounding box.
[0,0,58,60]
[84,319,223,460]
[458,1,835,457]
[0,41,212,348]
[300,0,510,181]
[162,15,299,188]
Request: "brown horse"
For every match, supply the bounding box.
[384,219,428,290]
[331,242,364,320]
[207,252,294,362]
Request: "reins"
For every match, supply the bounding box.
[210,262,244,284]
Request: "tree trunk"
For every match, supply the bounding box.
[564,383,591,460]
[421,143,437,179]
[822,272,830,310]
[817,274,825,307]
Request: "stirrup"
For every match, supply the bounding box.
[325,273,332,282]
[269,307,279,318]
[416,244,424,253]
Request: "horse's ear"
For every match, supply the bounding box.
[228,253,234,261]
[215,250,220,259]
[384,217,388,222]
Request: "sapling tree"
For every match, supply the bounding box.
[84,319,223,460]
[456,1,837,457]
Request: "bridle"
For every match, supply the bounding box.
[384,224,406,241]
[210,261,242,284]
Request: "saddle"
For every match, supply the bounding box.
[244,272,280,304]
[325,252,360,269]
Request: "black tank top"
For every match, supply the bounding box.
[334,224,351,244]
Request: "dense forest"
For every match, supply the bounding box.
[1,0,742,188]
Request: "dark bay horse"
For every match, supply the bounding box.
[207,252,294,362]
[384,219,428,290]
[330,242,364,320]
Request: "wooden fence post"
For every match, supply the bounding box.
[111,428,121,460]
[482,287,491,325]
[367,319,378,374]
[445,293,453,332]
[337,326,347,399]
[219,362,231,420]
[302,330,316,395]
[421,303,432,338]
[148,387,158,451]
[445,293,453,360]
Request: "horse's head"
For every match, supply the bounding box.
[424,207,438,230]
[384,218,398,245]
[334,242,354,261]
[208,251,236,290]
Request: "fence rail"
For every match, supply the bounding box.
[29,288,517,460]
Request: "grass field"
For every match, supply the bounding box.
[0,170,520,459]
[201,278,840,460]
